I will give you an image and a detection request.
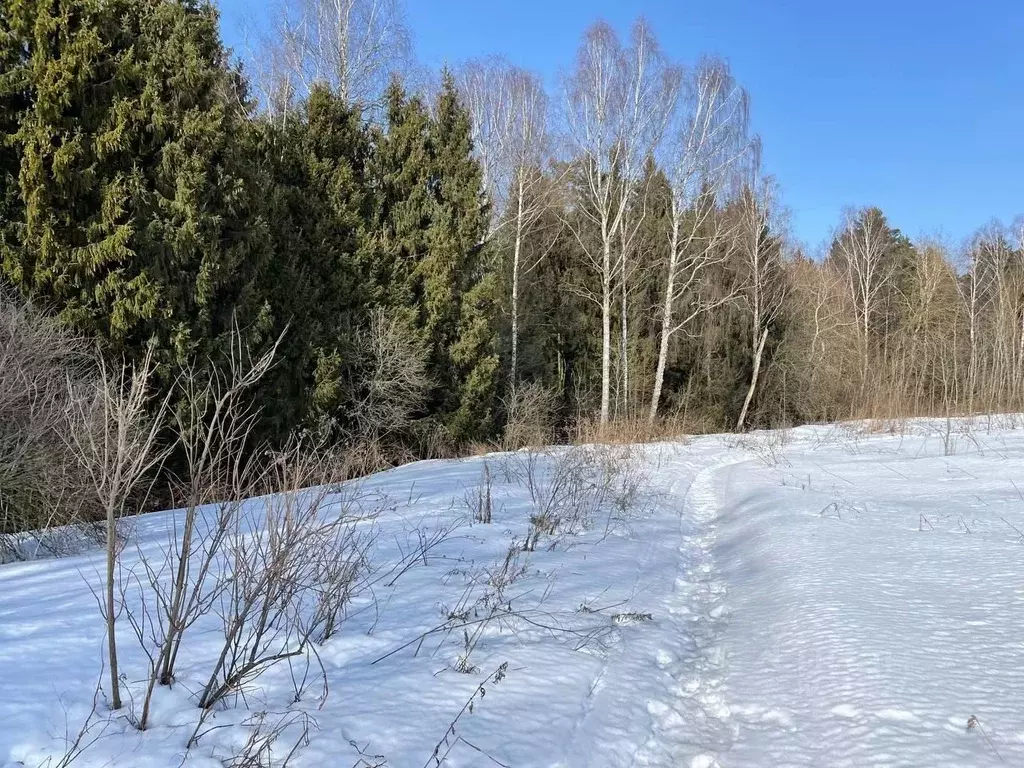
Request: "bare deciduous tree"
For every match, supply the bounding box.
[957,235,995,413]
[125,331,282,730]
[564,19,679,427]
[735,173,786,430]
[0,292,98,556]
[259,0,411,116]
[65,350,172,711]
[782,255,859,420]
[970,223,1024,410]
[344,308,432,458]
[831,206,899,392]
[499,71,555,387]
[649,57,752,421]
[897,238,961,413]
[457,60,557,385]
[455,56,512,230]
[501,381,557,449]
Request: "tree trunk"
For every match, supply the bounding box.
[600,235,612,427]
[649,217,680,422]
[106,500,121,710]
[510,178,525,390]
[620,243,629,418]
[967,288,977,414]
[736,326,769,431]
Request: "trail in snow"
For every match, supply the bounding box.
[705,424,1024,767]
[567,419,1024,768]
[632,459,746,768]
[560,445,726,768]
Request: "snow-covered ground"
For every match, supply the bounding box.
[3,416,1024,767]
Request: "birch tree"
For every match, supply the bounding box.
[501,70,555,387]
[970,223,1024,408]
[613,28,680,418]
[735,173,786,430]
[455,57,512,234]
[457,60,554,385]
[958,237,988,412]
[898,239,961,412]
[649,57,751,421]
[783,255,859,420]
[564,19,678,426]
[832,206,899,391]
[269,0,411,110]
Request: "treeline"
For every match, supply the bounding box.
[1,0,1022,477]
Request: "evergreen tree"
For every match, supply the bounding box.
[0,4,24,251]
[517,195,600,428]
[367,79,433,312]
[370,74,499,442]
[255,85,374,438]
[0,0,270,377]
[429,71,498,440]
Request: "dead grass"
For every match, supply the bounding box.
[569,417,696,446]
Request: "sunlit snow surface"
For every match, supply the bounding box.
[2,416,1023,767]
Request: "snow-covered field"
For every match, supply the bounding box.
[3,417,1024,767]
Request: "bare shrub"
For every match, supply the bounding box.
[185,709,316,768]
[501,382,557,449]
[65,349,173,712]
[125,336,281,729]
[115,334,378,734]
[225,710,315,768]
[444,543,527,673]
[344,308,432,461]
[378,514,465,590]
[732,428,792,467]
[596,444,653,537]
[372,542,531,670]
[517,443,647,551]
[196,441,370,711]
[374,537,617,669]
[417,420,457,461]
[0,291,101,557]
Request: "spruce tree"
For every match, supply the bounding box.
[0,0,270,378]
[0,4,24,254]
[428,71,498,440]
[255,84,374,437]
[370,75,500,443]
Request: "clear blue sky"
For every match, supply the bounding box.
[217,0,1024,250]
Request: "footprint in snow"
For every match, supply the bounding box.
[830,704,860,719]
[876,708,920,723]
[733,703,796,731]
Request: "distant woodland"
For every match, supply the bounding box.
[2,0,1023,481]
